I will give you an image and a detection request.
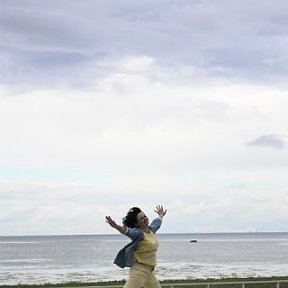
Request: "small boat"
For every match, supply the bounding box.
[190,240,197,243]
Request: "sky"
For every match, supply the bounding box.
[0,0,288,236]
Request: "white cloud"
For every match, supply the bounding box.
[1,60,287,172]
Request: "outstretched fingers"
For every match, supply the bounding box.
[105,216,116,228]
[154,205,167,218]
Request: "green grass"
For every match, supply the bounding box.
[1,276,288,288]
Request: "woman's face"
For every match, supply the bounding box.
[136,211,149,228]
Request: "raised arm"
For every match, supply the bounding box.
[105,216,127,234]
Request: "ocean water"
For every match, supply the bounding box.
[0,233,288,285]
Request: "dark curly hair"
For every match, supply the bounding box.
[122,207,142,228]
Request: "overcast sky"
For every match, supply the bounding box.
[1,0,288,236]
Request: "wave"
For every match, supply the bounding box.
[0,259,50,264]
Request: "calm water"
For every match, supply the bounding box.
[1,233,288,285]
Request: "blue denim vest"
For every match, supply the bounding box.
[114,217,162,268]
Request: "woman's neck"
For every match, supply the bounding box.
[139,224,149,233]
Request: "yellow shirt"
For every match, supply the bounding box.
[134,231,158,267]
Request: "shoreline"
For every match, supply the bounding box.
[1,276,288,288]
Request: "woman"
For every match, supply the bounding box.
[105,205,167,288]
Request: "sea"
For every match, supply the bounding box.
[1,232,288,285]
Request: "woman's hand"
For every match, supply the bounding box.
[154,205,167,219]
[105,216,118,228]
[105,216,127,234]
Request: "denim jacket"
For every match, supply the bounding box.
[114,217,162,268]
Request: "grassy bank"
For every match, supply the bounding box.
[1,276,288,288]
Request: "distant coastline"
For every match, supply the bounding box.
[1,231,288,237]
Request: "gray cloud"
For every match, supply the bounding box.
[246,134,285,149]
[1,0,288,88]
